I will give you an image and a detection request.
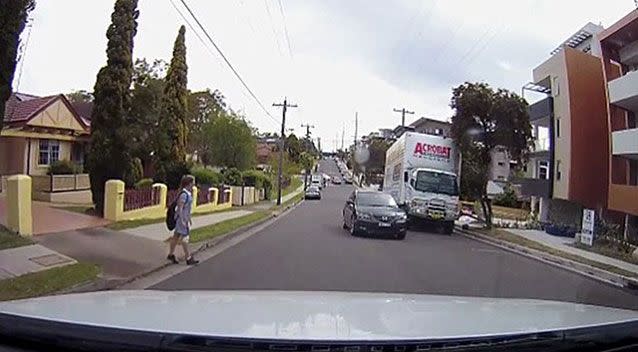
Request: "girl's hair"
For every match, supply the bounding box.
[180,175,195,189]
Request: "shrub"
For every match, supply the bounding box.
[48,160,81,175]
[191,166,223,186]
[134,178,154,189]
[493,183,518,208]
[242,170,274,199]
[165,161,192,190]
[223,167,243,186]
[123,158,144,188]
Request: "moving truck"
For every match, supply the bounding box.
[382,132,461,234]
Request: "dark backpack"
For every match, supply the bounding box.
[166,190,186,231]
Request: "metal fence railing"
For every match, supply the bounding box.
[124,187,161,211]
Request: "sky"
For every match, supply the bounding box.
[15,0,637,152]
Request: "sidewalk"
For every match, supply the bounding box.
[508,228,638,275]
[0,244,76,280]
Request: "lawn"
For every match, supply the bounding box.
[106,205,236,231]
[476,228,637,278]
[271,177,303,199]
[0,226,33,250]
[573,241,638,266]
[190,211,272,243]
[0,263,100,301]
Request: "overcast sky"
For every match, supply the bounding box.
[16,0,637,151]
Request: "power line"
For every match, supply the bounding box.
[177,0,279,125]
[168,0,224,71]
[277,0,294,59]
[263,0,284,57]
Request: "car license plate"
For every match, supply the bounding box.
[430,213,443,220]
[379,222,391,227]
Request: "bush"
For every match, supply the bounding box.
[134,178,154,189]
[48,160,81,175]
[123,157,144,188]
[223,167,243,186]
[493,183,518,208]
[165,161,192,190]
[191,166,223,187]
[242,170,274,199]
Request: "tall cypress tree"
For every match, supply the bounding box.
[155,25,188,186]
[0,0,35,131]
[87,0,138,213]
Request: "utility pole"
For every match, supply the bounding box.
[353,112,358,147]
[341,123,345,151]
[300,123,315,190]
[393,107,414,127]
[273,98,297,205]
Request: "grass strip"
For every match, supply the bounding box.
[0,263,100,301]
[0,226,33,250]
[190,211,272,243]
[475,228,637,278]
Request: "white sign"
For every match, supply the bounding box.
[580,209,595,246]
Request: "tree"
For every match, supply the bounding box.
[285,134,302,163]
[450,82,533,227]
[86,0,139,213]
[0,0,35,131]
[155,25,188,183]
[363,138,391,184]
[203,113,256,170]
[187,89,227,163]
[299,151,314,189]
[66,90,93,104]
[129,58,167,170]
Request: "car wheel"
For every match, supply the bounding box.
[349,217,358,236]
[396,231,406,240]
[443,221,454,235]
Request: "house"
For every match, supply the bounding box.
[1,92,92,203]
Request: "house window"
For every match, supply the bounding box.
[38,140,60,165]
[538,160,549,180]
[556,118,560,138]
[556,160,562,181]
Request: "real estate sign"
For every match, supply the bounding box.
[580,209,595,246]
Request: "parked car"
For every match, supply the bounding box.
[332,176,342,184]
[305,185,321,200]
[342,190,407,240]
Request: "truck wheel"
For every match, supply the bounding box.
[443,221,454,235]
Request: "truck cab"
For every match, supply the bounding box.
[404,168,459,230]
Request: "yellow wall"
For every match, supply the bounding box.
[27,99,85,131]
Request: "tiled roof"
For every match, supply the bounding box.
[4,93,59,122]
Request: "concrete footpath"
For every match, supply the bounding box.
[0,244,76,280]
[21,186,305,288]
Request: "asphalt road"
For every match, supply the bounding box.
[153,159,638,311]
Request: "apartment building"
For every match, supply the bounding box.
[599,10,638,239]
[518,23,609,224]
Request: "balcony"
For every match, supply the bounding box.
[612,128,638,160]
[511,177,551,198]
[608,70,638,113]
[608,184,638,216]
[528,97,553,121]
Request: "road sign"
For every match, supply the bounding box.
[580,209,595,246]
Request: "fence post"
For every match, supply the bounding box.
[192,186,199,208]
[104,179,125,221]
[7,175,32,236]
[210,187,218,206]
[153,183,167,209]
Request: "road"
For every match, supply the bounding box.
[153,159,638,310]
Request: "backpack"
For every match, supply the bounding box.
[166,190,186,231]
